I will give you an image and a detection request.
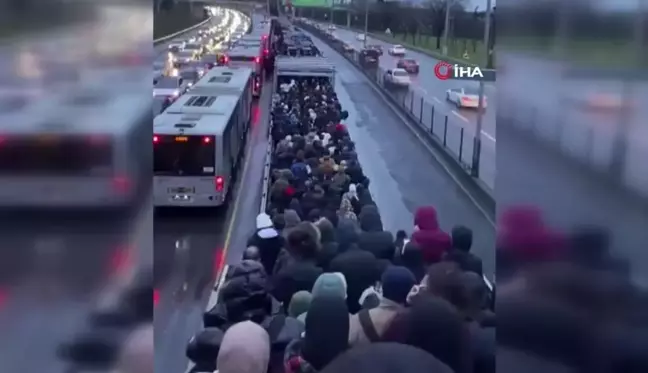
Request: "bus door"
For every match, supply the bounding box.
[153,134,224,205]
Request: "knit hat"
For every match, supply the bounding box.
[381,266,416,304]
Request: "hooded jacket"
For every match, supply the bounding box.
[410,206,452,265]
[357,206,395,261]
[314,218,339,271]
[329,249,380,314]
[336,218,360,252]
[247,213,284,276]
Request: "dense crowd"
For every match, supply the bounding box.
[185,70,495,373]
[185,18,648,373]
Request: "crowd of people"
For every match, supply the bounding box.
[186,59,495,372]
[184,19,648,373]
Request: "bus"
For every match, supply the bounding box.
[153,93,250,207]
[221,45,264,97]
[189,66,254,125]
[0,86,151,213]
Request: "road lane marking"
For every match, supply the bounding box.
[433,96,442,104]
[452,110,469,122]
[481,131,496,143]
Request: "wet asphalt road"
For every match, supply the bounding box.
[307,29,496,274]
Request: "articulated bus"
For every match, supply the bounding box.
[0,85,151,214]
[221,45,264,97]
[153,92,250,207]
[189,66,254,127]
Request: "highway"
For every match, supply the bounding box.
[499,52,648,197]
[305,29,496,273]
[316,23,496,189]
[153,11,269,373]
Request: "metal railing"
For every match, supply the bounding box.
[500,97,648,199]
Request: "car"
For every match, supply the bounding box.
[383,68,411,86]
[167,40,185,52]
[153,75,191,100]
[153,55,171,76]
[356,33,366,41]
[582,92,633,111]
[343,43,354,52]
[172,50,196,66]
[367,44,383,55]
[388,44,406,56]
[328,24,336,31]
[201,54,219,69]
[183,42,205,57]
[178,61,206,84]
[397,58,419,74]
[445,87,487,109]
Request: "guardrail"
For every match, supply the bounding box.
[298,22,495,212]
[153,16,212,45]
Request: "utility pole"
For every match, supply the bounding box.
[442,0,451,55]
[363,0,369,48]
[471,0,492,178]
[329,0,334,26]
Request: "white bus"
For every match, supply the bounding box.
[0,86,151,213]
[223,45,264,97]
[189,66,254,126]
[153,93,250,207]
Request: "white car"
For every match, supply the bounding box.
[446,87,487,109]
[168,40,185,51]
[384,68,411,86]
[356,33,366,41]
[153,76,190,98]
[389,44,406,56]
[328,24,336,31]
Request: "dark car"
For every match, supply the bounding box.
[397,58,420,74]
[201,54,219,69]
[367,44,383,55]
[359,48,381,68]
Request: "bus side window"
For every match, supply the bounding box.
[223,125,231,173]
[230,109,239,162]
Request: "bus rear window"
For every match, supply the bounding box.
[153,135,215,176]
[0,135,112,175]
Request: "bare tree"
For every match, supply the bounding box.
[425,0,466,49]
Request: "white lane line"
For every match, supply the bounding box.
[452,110,469,122]
[481,131,496,143]
[433,96,442,104]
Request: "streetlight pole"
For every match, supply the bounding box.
[470,0,492,178]
[330,0,334,27]
[442,0,451,55]
[363,0,368,48]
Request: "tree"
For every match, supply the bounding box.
[424,0,466,49]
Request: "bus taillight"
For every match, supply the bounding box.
[215,176,224,191]
[153,135,159,143]
[255,57,260,64]
[112,175,131,194]
[203,136,211,144]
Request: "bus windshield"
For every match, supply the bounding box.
[153,135,215,176]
